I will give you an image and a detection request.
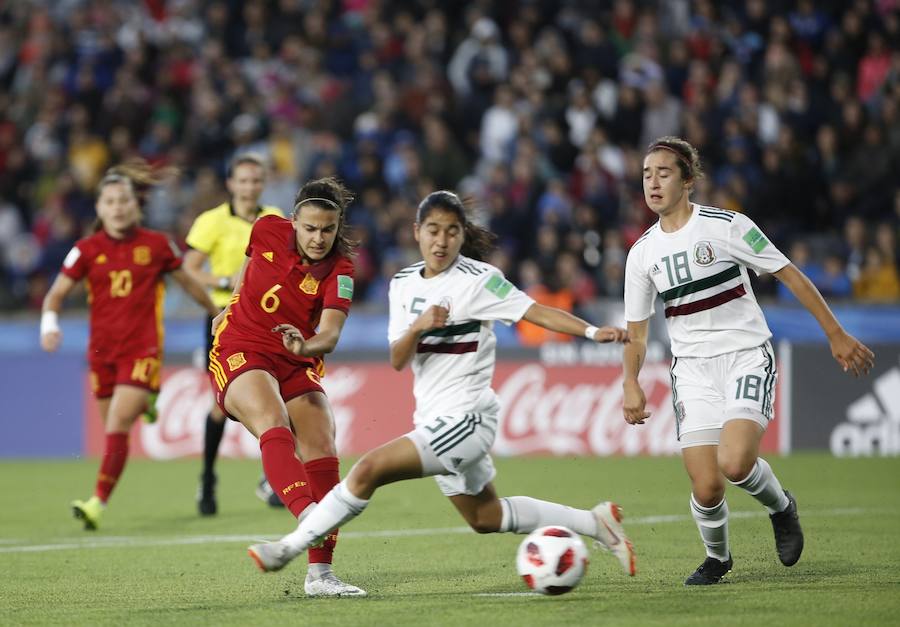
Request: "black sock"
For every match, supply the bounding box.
[202,415,226,480]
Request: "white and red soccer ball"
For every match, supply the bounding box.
[516,526,589,595]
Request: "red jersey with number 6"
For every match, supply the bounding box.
[60,228,182,361]
[212,215,355,369]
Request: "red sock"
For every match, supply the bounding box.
[259,427,314,518]
[95,432,129,503]
[305,456,340,564]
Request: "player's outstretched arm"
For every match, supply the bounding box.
[622,319,651,425]
[773,263,875,376]
[521,303,629,343]
[389,305,449,371]
[171,268,220,317]
[40,273,77,352]
[183,249,233,291]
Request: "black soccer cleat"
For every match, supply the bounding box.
[197,473,217,516]
[770,490,804,566]
[684,555,733,585]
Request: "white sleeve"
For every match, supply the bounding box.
[387,279,408,344]
[464,271,535,325]
[728,213,789,276]
[624,245,656,322]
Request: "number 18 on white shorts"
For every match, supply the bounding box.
[672,341,777,448]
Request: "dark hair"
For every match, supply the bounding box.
[646,136,705,182]
[94,159,176,232]
[292,176,358,258]
[226,152,267,178]
[416,190,496,261]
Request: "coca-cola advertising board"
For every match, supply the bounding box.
[84,360,782,458]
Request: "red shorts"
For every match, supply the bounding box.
[89,352,161,399]
[207,345,325,414]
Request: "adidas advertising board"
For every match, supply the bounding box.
[785,343,900,456]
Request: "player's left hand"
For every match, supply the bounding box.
[829,330,875,377]
[592,326,629,344]
[273,323,306,356]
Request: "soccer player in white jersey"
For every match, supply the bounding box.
[247,190,637,581]
[622,136,875,585]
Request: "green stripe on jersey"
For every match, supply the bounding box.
[421,321,481,338]
[660,264,741,302]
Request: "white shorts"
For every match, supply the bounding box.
[406,412,497,497]
[671,341,777,448]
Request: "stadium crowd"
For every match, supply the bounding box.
[1,0,899,316]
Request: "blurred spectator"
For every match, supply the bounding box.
[0,0,897,314]
[853,246,900,301]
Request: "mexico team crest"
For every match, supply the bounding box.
[133,246,152,265]
[299,273,319,295]
[693,241,716,266]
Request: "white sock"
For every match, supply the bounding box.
[307,562,333,579]
[283,479,368,553]
[730,458,790,514]
[690,494,730,561]
[499,496,598,537]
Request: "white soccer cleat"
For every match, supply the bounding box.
[304,572,367,597]
[247,540,301,573]
[591,501,636,576]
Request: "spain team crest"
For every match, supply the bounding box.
[226,352,247,371]
[299,273,319,295]
[133,246,152,265]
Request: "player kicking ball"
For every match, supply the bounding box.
[248,190,636,581]
[208,177,364,597]
[621,136,875,584]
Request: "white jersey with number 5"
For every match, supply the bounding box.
[388,255,535,424]
[624,204,789,358]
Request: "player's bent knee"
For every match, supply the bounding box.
[692,483,725,506]
[719,458,755,483]
[468,516,498,534]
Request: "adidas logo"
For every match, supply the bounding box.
[451,457,464,468]
[830,358,900,456]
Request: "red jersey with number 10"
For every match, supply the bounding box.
[60,227,182,361]
[213,215,354,369]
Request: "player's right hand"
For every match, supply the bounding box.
[415,305,449,334]
[40,331,61,352]
[622,379,650,425]
[273,323,306,356]
[828,329,875,377]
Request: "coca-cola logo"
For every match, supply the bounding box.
[494,363,678,456]
[140,369,260,460]
[138,366,367,460]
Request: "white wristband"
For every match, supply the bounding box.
[584,325,599,341]
[41,310,60,335]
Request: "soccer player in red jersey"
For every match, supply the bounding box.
[208,177,365,597]
[40,163,219,531]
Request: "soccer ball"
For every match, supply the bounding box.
[516,526,589,595]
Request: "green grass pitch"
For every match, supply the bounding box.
[1,453,898,626]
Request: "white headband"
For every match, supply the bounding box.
[296,197,341,211]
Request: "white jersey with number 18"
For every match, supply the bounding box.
[388,255,535,425]
[624,203,790,358]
